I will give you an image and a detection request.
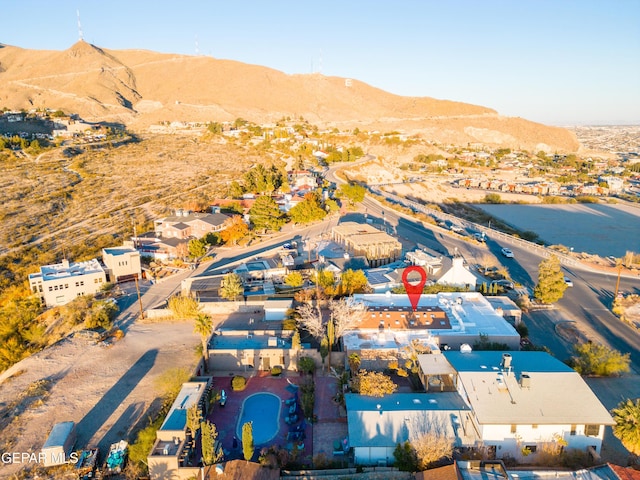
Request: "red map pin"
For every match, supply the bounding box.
[402,266,427,311]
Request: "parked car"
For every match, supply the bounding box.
[473,233,486,242]
[492,279,515,290]
[501,247,514,258]
[564,277,574,287]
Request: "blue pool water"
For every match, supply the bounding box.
[236,393,281,445]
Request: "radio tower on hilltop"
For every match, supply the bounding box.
[77,10,84,41]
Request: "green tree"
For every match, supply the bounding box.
[612,398,640,455]
[284,271,304,288]
[339,269,369,295]
[288,193,327,224]
[336,182,365,206]
[186,404,202,438]
[188,238,207,259]
[220,273,243,300]
[207,122,223,134]
[298,356,315,374]
[291,329,301,349]
[570,342,630,376]
[194,313,213,370]
[242,421,254,462]
[248,195,286,232]
[348,353,361,376]
[325,198,339,214]
[393,441,418,472]
[483,193,503,204]
[352,370,397,397]
[533,255,567,304]
[168,294,200,319]
[201,420,223,465]
[228,180,245,199]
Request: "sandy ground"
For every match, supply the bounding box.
[0,320,200,478]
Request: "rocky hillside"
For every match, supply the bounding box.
[0,41,579,151]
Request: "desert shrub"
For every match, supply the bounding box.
[270,365,282,376]
[232,375,247,391]
[568,342,630,376]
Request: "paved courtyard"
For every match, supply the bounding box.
[208,370,350,468]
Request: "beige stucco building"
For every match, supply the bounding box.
[28,258,107,307]
[102,247,141,282]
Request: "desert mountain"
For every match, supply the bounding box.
[0,41,579,151]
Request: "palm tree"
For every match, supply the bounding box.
[194,313,213,372]
[612,398,640,455]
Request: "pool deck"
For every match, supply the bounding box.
[208,370,348,467]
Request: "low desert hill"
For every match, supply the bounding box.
[0,41,579,151]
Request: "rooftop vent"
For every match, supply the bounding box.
[520,373,531,388]
[502,353,512,369]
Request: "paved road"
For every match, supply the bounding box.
[326,160,640,372]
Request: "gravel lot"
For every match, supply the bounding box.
[0,320,200,477]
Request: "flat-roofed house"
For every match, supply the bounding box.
[102,247,141,282]
[434,351,614,461]
[342,293,521,367]
[148,380,212,480]
[345,392,473,466]
[29,259,107,307]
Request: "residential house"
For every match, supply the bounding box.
[436,257,480,290]
[207,330,295,372]
[147,380,213,480]
[133,235,187,260]
[29,259,107,307]
[287,170,320,190]
[154,210,229,239]
[345,392,472,466]
[102,247,141,282]
[428,351,615,461]
[342,293,521,367]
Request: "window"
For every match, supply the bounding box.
[570,425,577,436]
[49,286,53,292]
[80,281,84,286]
[511,424,517,433]
[65,284,69,289]
[585,424,600,436]
[95,278,99,283]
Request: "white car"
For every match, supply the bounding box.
[564,277,573,287]
[501,247,514,258]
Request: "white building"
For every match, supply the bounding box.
[29,259,107,307]
[343,293,521,354]
[432,351,614,461]
[437,257,479,290]
[346,392,472,466]
[102,247,141,282]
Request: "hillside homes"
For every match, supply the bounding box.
[154,210,229,240]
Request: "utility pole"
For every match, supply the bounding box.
[134,274,144,320]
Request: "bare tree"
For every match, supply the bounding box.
[329,298,367,340]
[296,301,325,341]
[407,416,454,470]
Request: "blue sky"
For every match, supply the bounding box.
[3,0,639,125]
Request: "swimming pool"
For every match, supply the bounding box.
[236,393,281,445]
